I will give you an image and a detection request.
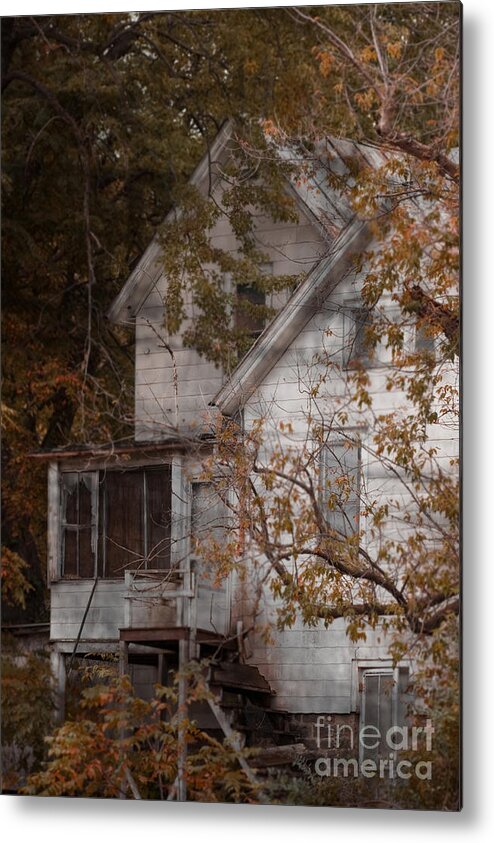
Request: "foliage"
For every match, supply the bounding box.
[2,4,460,810]
[23,659,260,802]
[1,4,460,614]
[1,546,33,608]
[402,615,460,810]
[1,638,54,790]
[193,2,460,810]
[1,8,315,614]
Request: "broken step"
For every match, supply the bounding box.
[208,661,275,695]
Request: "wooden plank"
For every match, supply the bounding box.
[136,362,220,386]
[251,743,308,768]
[47,462,60,584]
[120,626,188,643]
[206,697,267,802]
[135,346,203,366]
[144,377,224,401]
[51,592,127,610]
[135,395,220,424]
[250,626,357,649]
[53,640,119,655]
[250,647,359,666]
[51,612,123,632]
[118,626,229,645]
[128,606,177,629]
[268,679,351,698]
[210,662,273,695]
[138,392,220,414]
[51,607,123,624]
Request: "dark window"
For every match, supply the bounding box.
[235,284,266,338]
[61,473,97,578]
[344,306,373,368]
[320,435,361,537]
[415,321,436,357]
[102,470,145,576]
[61,466,172,579]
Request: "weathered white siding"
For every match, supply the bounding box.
[249,621,393,714]
[133,191,327,440]
[50,580,128,643]
[238,263,457,714]
[51,144,457,722]
[50,574,231,647]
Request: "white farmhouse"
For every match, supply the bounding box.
[39,122,458,769]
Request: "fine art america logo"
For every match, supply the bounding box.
[313,716,434,781]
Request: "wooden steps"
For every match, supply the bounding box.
[208,661,275,696]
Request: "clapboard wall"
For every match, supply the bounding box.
[235,264,458,714]
[50,579,128,644]
[133,185,327,440]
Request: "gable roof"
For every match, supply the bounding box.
[214,139,460,416]
[212,214,372,416]
[107,124,389,325]
[212,137,447,415]
[277,134,389,239]
[106,123,401,417]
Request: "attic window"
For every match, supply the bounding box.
[343,305,374,368]
[60,466,172,578]
[234,263,271,339]
[235,284,266,338]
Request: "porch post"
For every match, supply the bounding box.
[177,636,188,802]
[119,639,129,678]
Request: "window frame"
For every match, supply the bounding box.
[318,428,364,538]
[60,471,99,579]
[351,660,412,764]
[235,283,267,339]
[414,320,436,358]
[342,301,375,369]
[57,462,173,581]
[234,262,272,340]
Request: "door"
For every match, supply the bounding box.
[360,668,410,764]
